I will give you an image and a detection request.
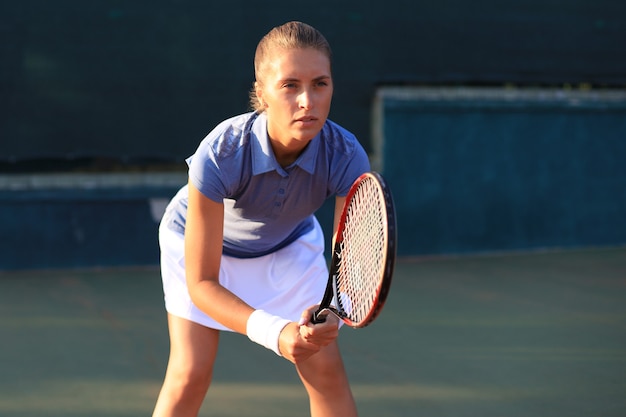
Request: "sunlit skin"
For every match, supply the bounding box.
[256,47,333,167]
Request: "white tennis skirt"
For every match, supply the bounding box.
[159,217,329,331]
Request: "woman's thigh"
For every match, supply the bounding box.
[153,315,220,416]
[295,341,357,417]
[165,313,220,384]
[295,340,351,391]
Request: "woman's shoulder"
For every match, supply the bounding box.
[320,119,363,155]
[204,112,260,156]
[187,111,260,173]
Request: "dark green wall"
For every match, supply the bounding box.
[1,0,625,166]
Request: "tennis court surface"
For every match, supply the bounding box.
[1,247,625,417]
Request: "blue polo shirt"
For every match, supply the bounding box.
[164,111,370,258]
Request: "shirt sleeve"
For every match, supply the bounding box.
[336,144,370,196]
[186,135,228,203]
[187,142,226,203]
[326,121,371,197]
[186,115,252,203]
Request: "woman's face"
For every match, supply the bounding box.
[257,47,333,149]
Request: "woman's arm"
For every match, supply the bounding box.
[184,181,324,362]
[184,181,253,334]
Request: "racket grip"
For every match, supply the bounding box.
[311,309,327,324]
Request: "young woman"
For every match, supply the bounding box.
[153,21,370,417]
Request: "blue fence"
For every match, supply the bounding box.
[375,87,626,256]
[0,174,184,270]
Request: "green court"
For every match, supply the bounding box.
[1,247,625,417]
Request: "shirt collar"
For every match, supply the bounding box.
[251,112,320,176]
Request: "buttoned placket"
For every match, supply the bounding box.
[271,173,290,215]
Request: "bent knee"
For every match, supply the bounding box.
[154,365,213,416]
[163,359,214,397]
[297,343,349,387]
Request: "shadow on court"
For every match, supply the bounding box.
[0,247,625,417]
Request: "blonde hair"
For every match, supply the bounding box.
[249,21,332,112]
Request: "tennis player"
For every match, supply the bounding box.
[152,21,370,417]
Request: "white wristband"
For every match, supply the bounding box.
[246,310,291,356]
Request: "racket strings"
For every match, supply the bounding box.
[335,177,387,323]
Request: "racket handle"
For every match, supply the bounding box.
[311,309,328,324]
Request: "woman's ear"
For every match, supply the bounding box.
[255,81,266,108]
[254,80,260,94]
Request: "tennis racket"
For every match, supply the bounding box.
[312,171,397,328]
